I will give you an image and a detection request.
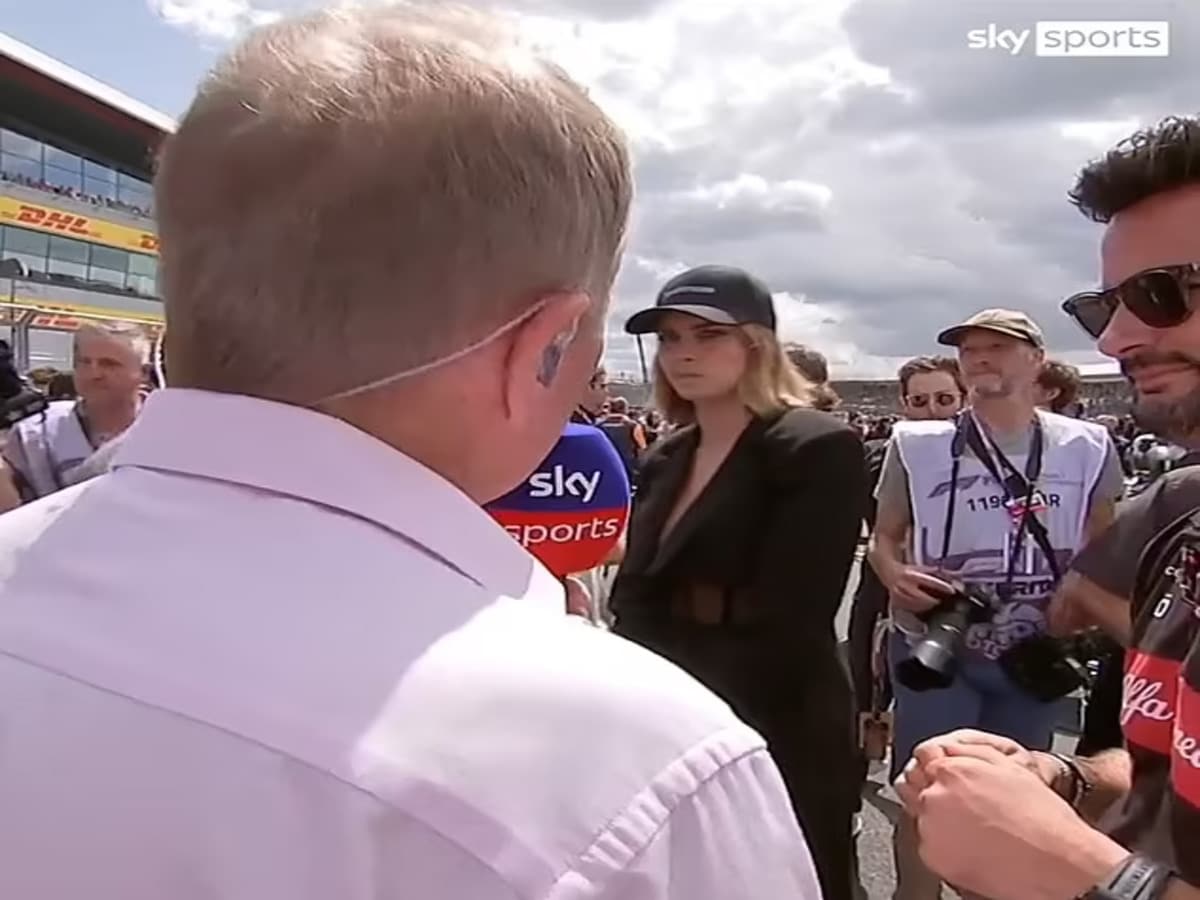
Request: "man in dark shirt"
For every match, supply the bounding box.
[894,116,1200,900]
[1054,456,1200,754]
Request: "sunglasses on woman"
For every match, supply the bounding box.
[906,392,960,409]
[1062,262,1200,339]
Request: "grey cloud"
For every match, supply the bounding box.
[837,0,1200,132]
[165,0,1192,377]
[500,0,672,19]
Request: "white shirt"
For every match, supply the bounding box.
[0,388,820,900]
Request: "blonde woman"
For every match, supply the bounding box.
[609,266,867,900]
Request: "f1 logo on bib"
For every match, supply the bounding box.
[528,465,600,503]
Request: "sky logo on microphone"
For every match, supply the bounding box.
[528,465,600,503]
[486,424,631,577]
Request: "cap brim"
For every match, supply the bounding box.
[937,323,1041,347]
[624,304,739,335]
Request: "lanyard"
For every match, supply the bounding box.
[963,412,1044,506]
[939,412,1060,596]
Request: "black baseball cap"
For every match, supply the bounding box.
[624,265,777,335]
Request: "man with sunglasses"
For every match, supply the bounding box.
[895,116,1200,900]
[848,357,965,812]
[870,309,1124,900]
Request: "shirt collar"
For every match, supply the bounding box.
[112,388,544,594]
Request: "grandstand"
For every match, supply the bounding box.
[0,33,172,369]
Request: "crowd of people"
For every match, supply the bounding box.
[1,168,154,219]
[0,6,1197,900]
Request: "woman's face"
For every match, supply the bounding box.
[655,311,749,402]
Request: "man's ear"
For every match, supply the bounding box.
[502,291,591,422]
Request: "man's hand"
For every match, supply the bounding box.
[895,729,1057,813]
[880,562,955,613]
[911,744,1129,900]
[1047,572,1131,646]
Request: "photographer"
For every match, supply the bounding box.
[869,309,1124,900]
[896,116,1200,900]
[2,323,145,502]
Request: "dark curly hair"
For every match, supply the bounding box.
[1069,115,1200,223]
[1036,360,1082,414]
[785,343,840,411]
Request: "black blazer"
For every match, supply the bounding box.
[610,407,868,648]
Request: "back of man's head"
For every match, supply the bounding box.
[156,3,632,406]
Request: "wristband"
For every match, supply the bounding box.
[1050,752,1091,809]
[1081,854,1176,900]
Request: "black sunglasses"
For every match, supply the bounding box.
[906,391,960,408]
[1062,262,1200,339]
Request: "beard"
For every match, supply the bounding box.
[969,374,1013,398]
[1123,350,1200,444]
[1132,392,1200,443]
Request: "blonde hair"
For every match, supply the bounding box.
[653,324,819,425]
[74,321,151,365]
[155,2,632,402]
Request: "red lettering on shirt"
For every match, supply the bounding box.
[1175,680,1200,809]
[1123,651,1178,754]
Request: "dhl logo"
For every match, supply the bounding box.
[0,196,159,256]
[14,204,96,237]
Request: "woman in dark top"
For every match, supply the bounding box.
[609,265,867,900]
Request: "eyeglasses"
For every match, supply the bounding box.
[1062,263,1200,339]
[906,392,960,408]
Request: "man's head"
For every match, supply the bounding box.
[1066,116,1200,447]
[1034,359,1082,415]
[937,309,1045,402]
[608,396,629,417]
[785,343,829,385]
[896,355,965,420]
[73,323,150,409]
[582,366,608,415]
[785,343,840,411]
[156,4,632,500]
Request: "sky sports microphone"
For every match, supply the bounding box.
[485,423,631,578]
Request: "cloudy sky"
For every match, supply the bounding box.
[7,0,1198,378]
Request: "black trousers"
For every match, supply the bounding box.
[615,616,859,900]
[846,563,890,795]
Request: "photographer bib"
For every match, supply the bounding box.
[894,411,1109,660]
[9,400,95,499]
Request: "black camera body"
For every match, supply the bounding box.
[896,581,1104,701]
[0,339,48,428]
[895,583,997,692]
[999,630,1108,702]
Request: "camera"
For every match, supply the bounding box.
[895,576,1107,701]
[0,339,48,428]
[999,629,1108,702]
[895,583,997,692]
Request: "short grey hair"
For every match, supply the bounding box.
[156,2,633,403]
[74,321,151,365]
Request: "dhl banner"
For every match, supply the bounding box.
[0,297,163,334]
[0,196,159,256]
